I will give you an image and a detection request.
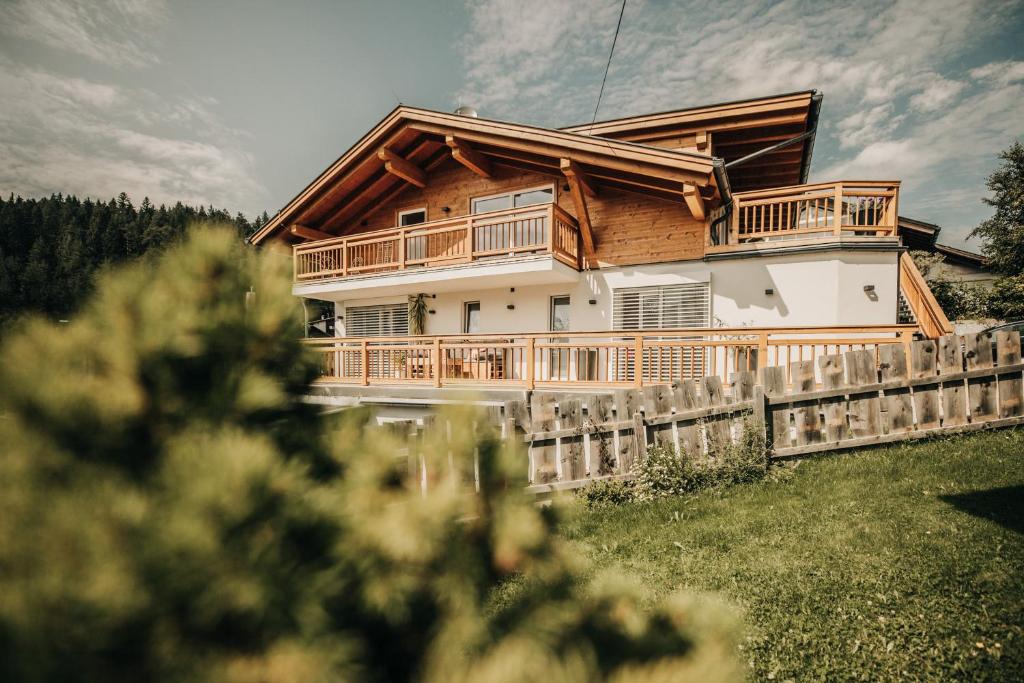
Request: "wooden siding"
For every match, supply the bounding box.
[342,158,705,267]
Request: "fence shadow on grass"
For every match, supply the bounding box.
[940,485,1024,535]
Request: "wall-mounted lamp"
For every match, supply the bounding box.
[442,206,451,213]
[588,298,597,305]
[428,309,436,315]
[863,284,875,292]
[506,304,515,310]
[764,288,775,296]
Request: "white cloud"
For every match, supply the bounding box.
[0,58,266,213]
[0,0,167,68]
[456,0,1024,244]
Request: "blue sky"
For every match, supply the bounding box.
[1,0,1022,247]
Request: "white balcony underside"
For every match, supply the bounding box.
[293,253,580,301]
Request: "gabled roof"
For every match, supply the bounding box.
[563,91,821,193]
[251,106,722,245]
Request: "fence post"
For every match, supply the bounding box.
[757,331,769,371]
[634,336,644,388]
[360,340,369,386]
[901,330,913,365]
[526,337,536,390]
[752,384,767,440]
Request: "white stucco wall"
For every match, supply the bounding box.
[330,248,900,335]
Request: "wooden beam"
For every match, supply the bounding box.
[560,158,598,198]
[560,159,597,264]
[683,185,706,221]
[289,224,334,241]
[445,135,492,178]
[378,147,427,188]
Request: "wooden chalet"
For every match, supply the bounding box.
[250,90,954,410]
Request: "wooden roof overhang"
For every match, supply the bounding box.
[250,106,721,245]
[562,91,821,193]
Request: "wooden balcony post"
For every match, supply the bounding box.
[526,337,535,390]
[433,338,442,387]
[360,340,369,386]
[398,228,406,270]
[342,238,348,276]
[729,200,740,245]
[292,246,298,282]
[634,336,644,388]
[833,183,843,235]
[464,220,473,262]
[547,206,555,255]
[757,331,769,371]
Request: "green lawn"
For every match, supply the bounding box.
[561,429,1024,681]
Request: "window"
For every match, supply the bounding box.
[613,283,710,330]
[345,303,409,337]
[471,184,554,214]
[549,296,570,332]
[398,207,426,226]
[613,283,710,381]
[463,301,481,334]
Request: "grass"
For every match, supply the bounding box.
[559,429,1024,681]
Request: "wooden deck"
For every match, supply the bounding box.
[293,203,580,281]
[708,180,900,252]
[304,324,919,390]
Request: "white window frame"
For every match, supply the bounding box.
[397,206,427,227]
[470,183,556,215]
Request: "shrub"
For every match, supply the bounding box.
[632,419,769,502]
[578,477,636,508]
[0,226,739,683]
[987,274,1024,319]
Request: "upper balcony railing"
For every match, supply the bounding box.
[711,181,900,250]
[293,204,581,282]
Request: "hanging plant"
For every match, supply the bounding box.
[409,293,428,336]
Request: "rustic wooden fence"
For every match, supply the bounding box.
[383,331,1024,496]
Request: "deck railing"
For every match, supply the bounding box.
[304,325,919,390]
[718,181,900,248]
[899,252,954,338]
[293,204,580,282]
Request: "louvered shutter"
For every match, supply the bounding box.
[612,283,710,380]
[345,303,409,337]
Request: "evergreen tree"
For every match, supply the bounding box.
[0,226,737,682]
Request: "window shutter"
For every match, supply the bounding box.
[345,303,409,337]
[612,283,711,381]
[613,283,710,330]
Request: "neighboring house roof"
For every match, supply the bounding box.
[563,91,821,192]
[897,215,989,270]
[250,106,723,245]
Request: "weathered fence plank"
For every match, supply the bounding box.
[846,350,881,438]
[878,345,913,434]
[529,393,557,483]
[586,394,617,476]
[615,389,641,473]
[817,353,847,441]
[996,331,1023,418]
[762,366,791,449]
[938,334,967,426]
[911,339,940,429]
[559,399,586,481]
[791,359,822,446]
[702,375,731,454]
[672,379,704,458]
[965,332,997,421]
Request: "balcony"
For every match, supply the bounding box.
[304,324,919,390]
[708,181,900,253]
[293,204,581,285]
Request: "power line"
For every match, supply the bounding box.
[589,0,627,129]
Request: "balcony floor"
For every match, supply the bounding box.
[293,253,580,300]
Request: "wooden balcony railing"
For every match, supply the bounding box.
[899,252,954,338]
[293,204,580,282]
[303,324,919,390]
[715,181,900,249]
